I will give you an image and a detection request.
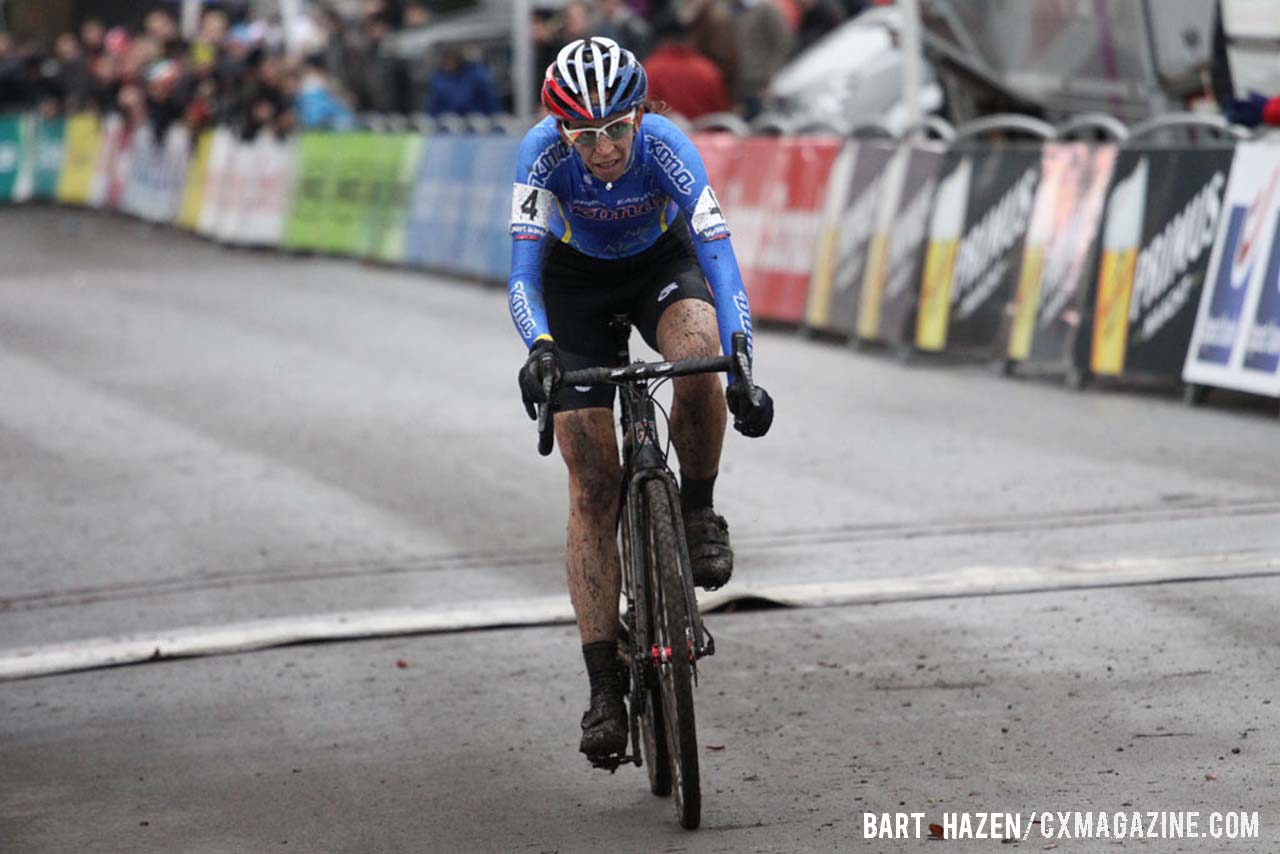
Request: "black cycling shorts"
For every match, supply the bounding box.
[543,219,714,411]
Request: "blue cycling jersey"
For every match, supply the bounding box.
[507,113,753,364]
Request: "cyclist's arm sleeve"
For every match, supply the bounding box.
[651,127,754,369]
[507,136,560,349]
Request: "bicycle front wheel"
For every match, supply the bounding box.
[642,477,701,830]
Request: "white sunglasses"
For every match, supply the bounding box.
[561,109,639,149]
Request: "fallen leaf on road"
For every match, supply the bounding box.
[929,823,945,839]
[396,659,410,669]
[1204,773,1217,781]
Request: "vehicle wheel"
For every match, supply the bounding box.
[643,479,701,830]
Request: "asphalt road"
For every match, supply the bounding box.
[1,206,1278,852]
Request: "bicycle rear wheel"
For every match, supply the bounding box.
[642,478,701,830]
[638,678,672,796]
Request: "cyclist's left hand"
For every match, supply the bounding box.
[726,382,773,437]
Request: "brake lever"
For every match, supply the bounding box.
[730,332,754,388]
[536,374,555,456]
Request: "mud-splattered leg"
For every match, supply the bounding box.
[656,299,727,480]
[555,408,622,644]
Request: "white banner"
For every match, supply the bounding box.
[197,128,236,238]
[1183,142,1280,397]
[236,134,298,247]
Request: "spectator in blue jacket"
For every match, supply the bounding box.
[291,55,356,130]
[425,46,499,116]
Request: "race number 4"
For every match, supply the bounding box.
[511,182,554,236]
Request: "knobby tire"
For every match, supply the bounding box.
[643,478,701,830]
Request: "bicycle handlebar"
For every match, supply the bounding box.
[536,332,752,457]
[561,354,733,387]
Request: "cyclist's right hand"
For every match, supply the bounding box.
[519,338,561,420]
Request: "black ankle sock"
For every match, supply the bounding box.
[680,473,717,511]
[583,641,620,692]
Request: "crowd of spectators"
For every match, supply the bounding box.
[536,0,877,120]
[0,0,876,140]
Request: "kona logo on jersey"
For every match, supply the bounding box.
[526,140,572,188]
[1129,171,1225,341]
[733,291,754,354]
[509,281,538,340]
[658,282,678,302]
[567,194,665,221]
[649,137,696,196]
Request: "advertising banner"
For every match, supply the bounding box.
[1007,143,1117,367]
[714,135,789,308]
[32,116,65,199]
[319,132,378,255]
[354,133,409,258]
[197,127,236,237]
[372,135,425,265]
[56,113,101,205]
[0,115,23,202]
[177,130,213,230]
[405,134,481,269]
[91,114,133,210]
[455,134,523,279]
[281,132,338,251]
[236,134,298,247]
[865,141,945,346]
[804,141,857,330]
[751,136,842,323]
[215,136,254,242]
[157,124,191,224]
[915,144,1042,355]
[807,139,896,335]
[121,125,166,221]
[1184,142,1280,396]
[1086,145,1233,379]
[691,131,740,193]
[9,114,36,202]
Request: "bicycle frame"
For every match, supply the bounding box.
[533,318,750,786]
[610,315,715,686]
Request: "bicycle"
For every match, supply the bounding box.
[534,316,755,830]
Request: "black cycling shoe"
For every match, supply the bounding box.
[579,682,628,758]
[683,507,733,590]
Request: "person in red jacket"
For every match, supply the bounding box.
[643,11,732,120]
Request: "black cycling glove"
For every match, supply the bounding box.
[726,381,774,438]
[519,338,561,420]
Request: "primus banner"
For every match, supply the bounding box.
[915,143,1042,355]
[1086,145,1234,380]
[1184,142,1280,397]
[864,141,945,347]
[805,138,896,335]
[1007,142,1117,370]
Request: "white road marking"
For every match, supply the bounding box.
[2,552,1277,681]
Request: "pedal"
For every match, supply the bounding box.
[586,752,639,773]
